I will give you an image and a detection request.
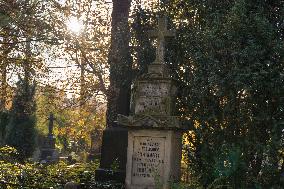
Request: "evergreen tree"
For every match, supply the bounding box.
[0,110,9,145]
[106,0,133,127]
[5,78,36,160]
[165,0,283,187]
[131,0,283,187]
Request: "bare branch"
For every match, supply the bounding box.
[76,45,108,95]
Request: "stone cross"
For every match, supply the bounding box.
[118,14,182,189]
[148,15,175,64]
[48,113,55,136]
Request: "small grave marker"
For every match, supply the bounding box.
[39,113,59,163]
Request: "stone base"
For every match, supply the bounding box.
[95,168,126,183]
[125,129,182,189]
[95,126,128,183]
[40,148,59,163]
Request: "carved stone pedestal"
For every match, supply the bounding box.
[125,129,182,189]
[40,134,59,163]
[117,61,183,188]
[118,15,182,189]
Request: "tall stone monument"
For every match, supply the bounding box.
[40,113,59,162]
[118,16,183,189]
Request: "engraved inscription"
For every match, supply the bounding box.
[135,97,168,114]
[131,136,165,185]
[139,83,169,97]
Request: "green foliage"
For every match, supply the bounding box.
[19,162,98,188]
[5,79,37,160]
[132,0,283,188]
[131,7,156,76]
[0,145,18,162]
[34,85,106,156]
[170,182,202,189]
[0,145,123,189]
[110,158,120,171]
[90,181,125,189]
[0,12,11,27]
[0,146,101,188]
[163,0,284,188]
[0,111,9,144]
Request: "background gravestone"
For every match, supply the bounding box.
[118,15,183,189]
[39,113,59,163]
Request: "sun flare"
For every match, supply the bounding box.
[66,17,83,34]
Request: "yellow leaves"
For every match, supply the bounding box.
[0,145,18,155]
[35,96,106,152]
[194,120,200,129]
[77,119,85,127]
[0,161,22,185]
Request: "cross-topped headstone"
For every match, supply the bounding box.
[40,113,58,161]
[148,15,175,64]
[118,14,182,189]
[48,113,56,136]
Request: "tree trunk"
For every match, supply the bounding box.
[95,0,132,183]
[0,38,9,111]
[0,59,7,144]
[80,60,86,107]
[0,63,7,111]
[24,38,31,84]
[106,0,132,127]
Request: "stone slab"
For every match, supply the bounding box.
[95,126,128,183]
[133,80,176,116]
[125,129,182,189]
[39,148,59,163]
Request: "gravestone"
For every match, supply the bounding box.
[90,129,102,154]
[95,126,128,182]
[117,15,183,189]
[88,129,102,161]
[40,113,59,163]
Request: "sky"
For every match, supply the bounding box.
[5,0,157,99]
[41,0,113,98]
[43,0,157,98]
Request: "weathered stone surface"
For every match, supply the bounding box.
[148,16,175,64]
[117,15,182,189]
[95,126,127,183]
[39,113,59,163]
[125,130,182,189]
[133,79,176,116]
[139,82,170,97]
[117,114,180,129]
